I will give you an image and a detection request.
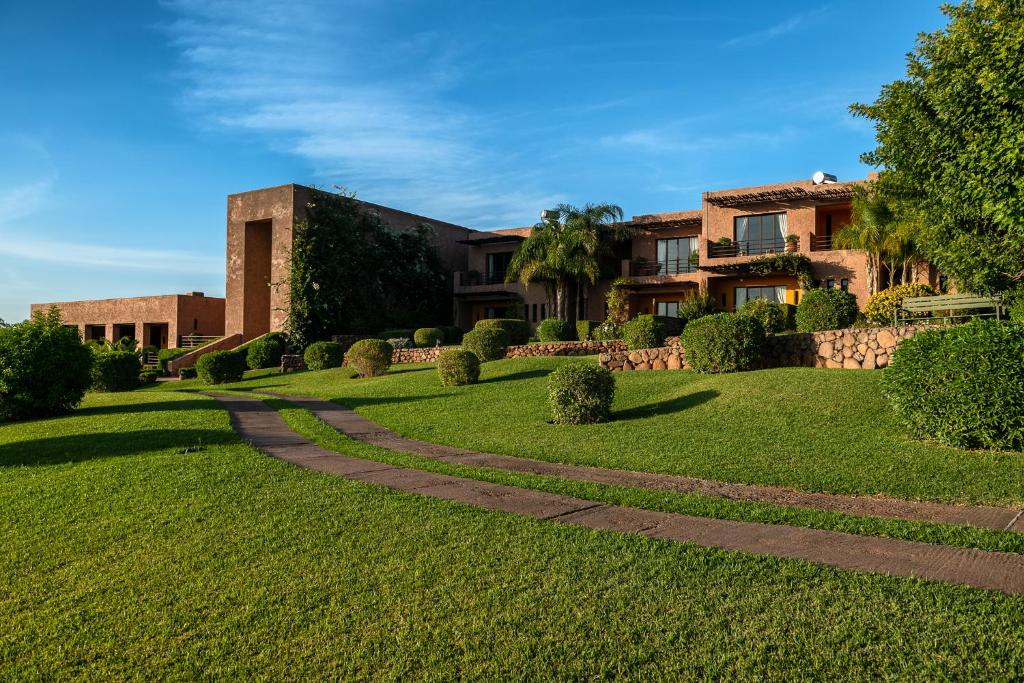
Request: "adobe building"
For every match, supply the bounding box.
[30,292,225,349]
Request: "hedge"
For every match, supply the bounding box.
[304,341,345,371]
[436,349,481,386]
[677,292,718,327]
[91,350,143,391]
[537,318,575,342]
[681,312,766,373]
[413,327,444,348]
[345,339,392,377]
[863,283,938,325]
[883,320,1024,451]
[548,361,616,425]
[247,335,286,370]
[473,318,530,345]
[461,327,509,362]
[623,315,666,350]
[195,350,247,384]
[738,298,788,334]
[796,288,858,332]
[576,320,597,341]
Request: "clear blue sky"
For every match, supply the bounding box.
[0,0,945,322]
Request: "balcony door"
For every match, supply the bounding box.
[486,252,512,285]
[656,236,698,275]
[734,213,787,255]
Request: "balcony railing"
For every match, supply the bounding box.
[630,259,698,276]
[459,270,508,286]
[811,234,835,251]
[178,335,220,349]
[708,237,788,258]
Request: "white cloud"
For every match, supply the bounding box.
[0,235,223,275]
[600,125,796,154]
[723,7,830,48]
[161,0,557,228]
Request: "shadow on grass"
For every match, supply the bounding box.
[0,429,239,467]
[327,394,449,409]
[615,390,719,421]
[72,399,218,418]
[479,368,552,384]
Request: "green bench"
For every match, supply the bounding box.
[895,293,1004,325]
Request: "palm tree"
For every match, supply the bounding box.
[833,184,894,296]
[506,203,630,323]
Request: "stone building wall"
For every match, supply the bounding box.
[599,326,921,372]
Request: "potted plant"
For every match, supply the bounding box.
[689,249,699,268]
[785,234,799,253]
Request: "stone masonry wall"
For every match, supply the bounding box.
[599,326,921,372]
[387,340,628,365]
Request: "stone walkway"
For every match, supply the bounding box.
[268,393,1024,534]
[212,393,1024,595]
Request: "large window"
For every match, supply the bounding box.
[655,237,698,274]
[734,213,788,254]
[485,252,512,284]
[656,301,679,317]
[734,285,786,309]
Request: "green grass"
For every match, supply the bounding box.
[166,358,1024,506]
[3,389,1024,678]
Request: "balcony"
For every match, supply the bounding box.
[810,234,835,251]
[459,270,508,286]
[630,259,698,276]
[708,237,789,258]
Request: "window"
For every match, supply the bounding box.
[734,213,788,254]
[826,278,835,289]
[485,252,512,284]
[840,278,849,292]
[531,303,538,322]
[656,237,698,274]
[656,301,679,317]
[734,285,786,309]
[540,303,546,319]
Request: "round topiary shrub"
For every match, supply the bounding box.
[537,318,574,342]
[436,349,481,386]
[473,318,530,345]
[623,314,666,350]
[681,312,766,374]
[863,283,937,325]
[795,288,859,332]
[246,335,286,370]
[413,327,444,348]
[91,350,143,391]
[883,320,1024,451]
[195,350,247,384]
[548,361,616,425]
[345,339,393,377]
[304,341,346,371]
[0,309,94,420]
[461,326,509,362]
[739,297,788,334]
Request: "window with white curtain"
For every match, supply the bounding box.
[734,285,787,309]
[734,213,787,254]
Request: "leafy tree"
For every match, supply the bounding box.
[286,189,448,349]
[852,0,1024,293]
[507,203,631,324]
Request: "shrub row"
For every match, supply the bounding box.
[682,313,765,374]
[537,318,574,342]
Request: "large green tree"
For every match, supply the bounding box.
[286,189,448,348]
[852,0,1024,293]
[506,203,631,324]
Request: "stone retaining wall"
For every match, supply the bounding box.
[391,346,450,363]
[599,325,921,372]
[388,340,629,364]
[280,354,306,373]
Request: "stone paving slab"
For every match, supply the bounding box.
[209,393,1024,595]
[273,393,1024,533]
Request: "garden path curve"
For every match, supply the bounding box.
[269,392,1024,534]
[211,393,1024,595]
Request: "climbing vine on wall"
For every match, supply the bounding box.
[745,253,816,290]
[285,188,448,349]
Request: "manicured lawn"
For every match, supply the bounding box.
[2,390,1024,678]
[171,358,1024,506]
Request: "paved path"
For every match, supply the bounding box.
[212,393,1024,595]
[268,393,1024,534]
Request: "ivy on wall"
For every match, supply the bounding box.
[744,253,816,290]
[285,189,448,348]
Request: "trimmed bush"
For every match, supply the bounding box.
[413,327,444,348]
[537,318,574,342]
[548,361,616,425]
[441,325,464,344]
[576,320,597,341]
[884,320,1024,450]
[436,349,481,386]
[678,292,718,326]
[623,314,666,350]
[653,315,685,337]
[474,318,530,345]
[739,297,788,334]
[91,350,142,392]
[681,312,766,374]
[345,339,392,377]
[863,283,938,325]
[195,350,247,384]
[461,327,509,362]
[157,347,190,374]
[796,288,859,332]
[246,335,286,370]
[178,367,198,380]
[304,341,345,371]
[0,309,93,420]
[139,369,159,385]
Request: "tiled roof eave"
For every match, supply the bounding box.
[705,186,855,207]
